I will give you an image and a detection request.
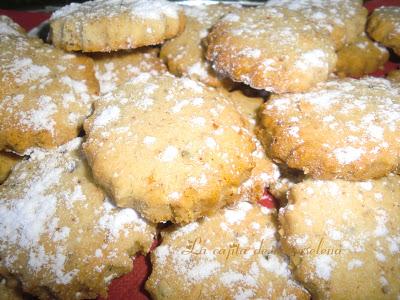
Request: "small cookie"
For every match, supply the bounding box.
[146,201,310,299]
[367,6,400,56]
[0,138,156,299]
[266,0,368,50]
[160,4,237,87]
[0,32,98,154]
[387,69,400,82]
[258,77,400,180]
[92,47,167,94]
[50,0,185,52]
[0,15,25,37]
[84,73,255,224]
[279,175,400,299]
[336,33,389,78]
[206,7,337,93]
[0,152,21,184]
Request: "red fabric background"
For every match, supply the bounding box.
[0,0,399,298]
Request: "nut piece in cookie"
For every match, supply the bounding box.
[83,73,256,224]
[160,4,238,88]
[92,47,167,94]
[0,27,98,154]
[367,6,400,56]
[50,0,185,52]
[206,7,337,93]
[0,138,156,299]
[336,33,389,78]
[146,201,310,299]
[266,0,368,50]
[258,77,400,180]
[279,176,400,299]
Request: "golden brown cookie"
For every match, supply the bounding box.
[84,73,255,224]
[0,32,98,154]
[0,138,156,300]
[279,175,400,299]
[336,33,389,78]
[92,47,167,94]
[0,15,25,37]
[266,0,368,50]
[387,69,400,82]
[367,6,400,56]
[160,4,238,87]
[146,201,310,299]
[0,152,21,184]
[258,77,400,180]
[50,0,185,52]
[206,7,337,93]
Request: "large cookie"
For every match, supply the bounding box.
[367,6,400,56]
[146,201,310,299]
[160,4,237,87]
[0,30,98,154]
[335,33,389,78]
[266,0,368,50]
[83,73,256,224]
[257,77,400,180]
[92,47,167,94]
[0,138,156,299]
[279,175,400,299]
[50,0,185,52]
[206,7,337,93]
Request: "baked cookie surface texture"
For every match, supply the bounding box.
[0,138,156,300]
[258,77,400,180]
[84,73,255,224]
[50,0,185,52]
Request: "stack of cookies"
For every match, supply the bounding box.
[0,0,399,299]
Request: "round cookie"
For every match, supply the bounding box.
[257,77,400,180]
[387,69,400,83]
[0,32,98,154]
[266,0,368,50]
[146,201,310,300]
[50,0,185,52]
[92,47,167,94]
[0,15,26,37]
[335,33,389,78]
[0,138,156,300]
[160,4,238,88]
[367,6,400,56]
[0,152,21,184]
[83,73,256,224]
[279,175,400,299]
[206,7,337,94]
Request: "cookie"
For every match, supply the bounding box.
[92,47,167,94]
[266,0,368,50]
[279,175,400,299]
[146,201,310,299]
[83,73,256,224]
[0,138,156,300]
[0,15,25,37]
[160,4,237,88]
[387,69,400,83]
[0,32,98,154]
[50,0,185,52]
[0,152,21,184]
[336,33,389,78]
[257,77,400,180]
[206,7,337,93]
[367,6,400,56]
